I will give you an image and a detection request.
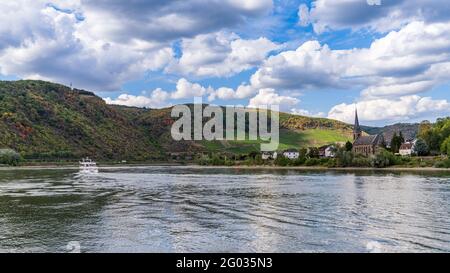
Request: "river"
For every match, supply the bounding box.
[0,166,448,253]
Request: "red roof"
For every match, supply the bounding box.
[400,143,413,150]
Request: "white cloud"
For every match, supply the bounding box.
[301,0,450,33]
[328,95,450,124]
[361,81,435,98]
[248,88,299,110]
[105,78,212,107]
[208,84,256,101]
[105,78,259,108]
[250,40,350,91]
[227,0,273,14]
[248,21,450,99]
[105,80,300,110]
[170,78,212,99]
[78,0,273,44]
[0,0,274,91]
[105,18,450,122]
[291,108,325,118]
[167,31,279,78]
[0,1,174,91]
[104,88,170,108]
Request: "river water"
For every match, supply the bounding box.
[0,166,448,253]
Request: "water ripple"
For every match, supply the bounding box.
[0,167,449,253]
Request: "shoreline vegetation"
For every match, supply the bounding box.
[2,144,450,171]
[2,163,450,172]
[1,153,450,172]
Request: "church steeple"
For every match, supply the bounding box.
[353,108,362,141]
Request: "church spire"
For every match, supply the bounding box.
[353,108,362,141]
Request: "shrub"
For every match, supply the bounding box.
[319,158,330,165]
[0,149,21,166]
[434,159,450,168]
[275,156,290,166]
[305,158,320,166]
[210,155,225,166]
[371,149,397,168]
[335,149,354,167]
[254,154,263,165]
[352,156,371,167]
[292,157,306,166]
[224,159,235,166]
[327,158,337,168]
[397,156,412,165]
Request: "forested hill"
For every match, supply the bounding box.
[0,80,160,160]
[0,80,417,161]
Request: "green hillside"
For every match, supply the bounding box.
[0,80,357,161]
[198,129,351,154]
[0,80,159,161]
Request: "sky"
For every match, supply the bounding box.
[1,0,450,126]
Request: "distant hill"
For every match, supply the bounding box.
[0,80,417,161]
[362,123,419,144]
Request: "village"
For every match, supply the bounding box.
[260,109,420,162]
[163,109,434,168]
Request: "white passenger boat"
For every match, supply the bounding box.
[79,157,98,174]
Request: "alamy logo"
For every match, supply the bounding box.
[171,98,279,152]
[367,0,381,5]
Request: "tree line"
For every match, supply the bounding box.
[418,118,450,155]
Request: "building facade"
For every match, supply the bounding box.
[319,145,336,158]
[283,149,300,160]
[399,141,415,156]
[262,152,278,160]
[352,109,385,156]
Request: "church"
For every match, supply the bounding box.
[352,109,385,156]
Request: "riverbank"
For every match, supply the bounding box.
[179,165,450,172]
[0,162,185,170]
[2,163,450,172]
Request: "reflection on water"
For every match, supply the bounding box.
[0,167,449,253]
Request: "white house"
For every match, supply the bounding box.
[283,149,300,160]
[325,146,336,158]
[262,152,278,160]
[319,145,336,158]
[399,142,415,156]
